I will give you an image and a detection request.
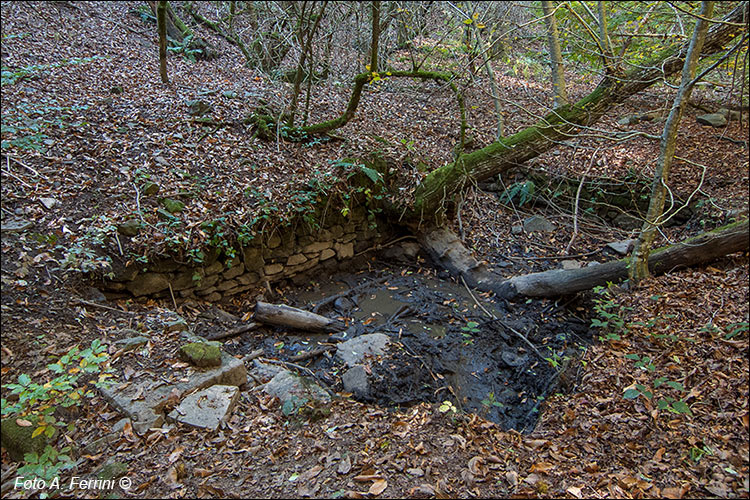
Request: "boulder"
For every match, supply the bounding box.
[342,365,370,399]
[336,333,390,367]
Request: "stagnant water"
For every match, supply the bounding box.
[226,258,593,432]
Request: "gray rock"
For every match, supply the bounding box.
[141,182,160,196]
[606,238,637,255]
[561,260,584,270]
[523,215,554,233]
[1,218,32,232]
[501,350,528,367]
[179,342,222,367]
[167,385,239,431]
[511,225,523,235]
[164,318,188,333]
[336,333,390,367]
[97,460,128,481]
[113,336,149,352]
[187,99,212,116]
[342,365,370,398]
[263,370,330,410]
[39,197,58,210]
[117,219,141,237]
[126,273,170,297]
[252,359,285,380]
[100,351,245,435]
[612,213,641,230]
[696,113,727,128]
[161,198,185,214]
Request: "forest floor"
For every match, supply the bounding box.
[1,2,748,498]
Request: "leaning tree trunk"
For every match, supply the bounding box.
[630,1,714,283]
[541,0,568,107]
[409,4,747,221]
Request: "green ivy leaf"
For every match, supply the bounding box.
[623,388,640,399]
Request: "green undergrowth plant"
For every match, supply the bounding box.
[2,340,113,484]
[590,284,631,341]
[1,99,90,153]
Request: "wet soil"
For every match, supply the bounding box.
[215,250,594,433]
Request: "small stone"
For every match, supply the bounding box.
[523,215,554,233]
[342,365,370,398]
[264,263,284,276]
[287,254,308,266]
[222,90,237,99]
[161,198,185,214]
[606,238,637,255]
[511,225,523,235]
[304,241,332,254]
[179,342,222,367]
[320,248,336,261]
[39,197,58,210]
[696,113,727,128]
[561,260,584,270]
[117,219,141,237]
[335,242,354,260]
[110,85,124,94]
[187,99,212,116]
[336,333,390,367]
[142,182,160,196]
[114,336,150,352]
[126,273,170,297]
[164,318,188,333]
[267,233,282,248]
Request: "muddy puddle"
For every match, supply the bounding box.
[224,255,593,432]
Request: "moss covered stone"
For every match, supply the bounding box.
[161,198,185,214]
[179,342,222,367]
[0,418,53,462]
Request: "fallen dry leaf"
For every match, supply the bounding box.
[369,479,387,496]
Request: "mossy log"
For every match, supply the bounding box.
[410,4,747,219]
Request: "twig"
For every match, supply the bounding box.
[500,248,602,261]
[564,149,598,254]
[73,298,134,314]
[205,322,260,341]
[6,154,40,176]
[168,283,177,310]
[1,168,33,188]
[460,276,546,362]
[311,276,389,313]
[288,345,334,362]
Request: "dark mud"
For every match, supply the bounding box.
[217,251,593,432]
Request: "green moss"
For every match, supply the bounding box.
[179,342,222,367]
[0,418,53,462]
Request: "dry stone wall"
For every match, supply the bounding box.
[103,209,389,301]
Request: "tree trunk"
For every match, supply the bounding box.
[157,1,169,84]
[630,1,714,282]
[370,0,380,72]
[410,4,747,220]
[541,1,568,107]
[493,218,748,299]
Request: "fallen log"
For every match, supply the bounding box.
[254,302,346,333]
[420,220,748,300]
[492,219,748,299]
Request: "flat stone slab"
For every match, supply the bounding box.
[263,370,330,409]
[100,351,246,434]
[336,333,390,367]
[167,385,239,431]
[1,218,33,233]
